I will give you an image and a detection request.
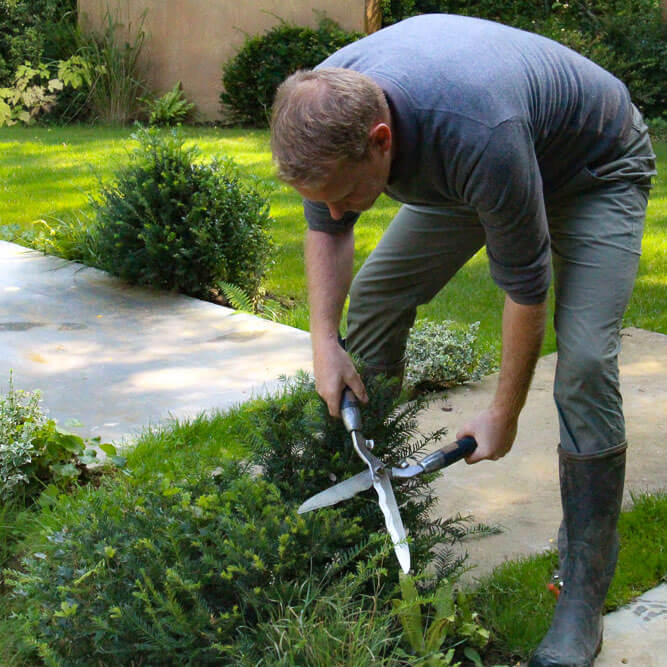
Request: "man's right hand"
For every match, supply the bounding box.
[312,337,368,418]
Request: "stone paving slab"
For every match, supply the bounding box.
[596,583,667,666]
[0,241,313,445]
[419,326,666,580]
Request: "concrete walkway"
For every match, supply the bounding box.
[1,241,312,444]
[1,239,664,665]
[416,324,666,666]
[420,326,666,579]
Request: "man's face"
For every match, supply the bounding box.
[294,123,393,221]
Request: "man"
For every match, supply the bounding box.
[270,14,655,667]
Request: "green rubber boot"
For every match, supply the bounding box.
[529,443,626,667]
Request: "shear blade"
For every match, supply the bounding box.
[297,468,411,574]
[373,473,411,574]
[297,470,373,514]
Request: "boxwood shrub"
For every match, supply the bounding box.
[92,127,273,301]
[221,17,362,127]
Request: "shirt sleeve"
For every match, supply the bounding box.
[303,199,360,234]
[464,119,551,305]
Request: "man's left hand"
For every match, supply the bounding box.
[457,406,518,464]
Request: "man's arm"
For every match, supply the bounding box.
[306,228,368,416]
[457,294,546,463]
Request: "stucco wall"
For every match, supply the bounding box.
[78,1,378,121]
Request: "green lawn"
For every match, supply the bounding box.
[1,125,664,355]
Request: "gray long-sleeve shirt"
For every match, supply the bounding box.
[304,14,633,304]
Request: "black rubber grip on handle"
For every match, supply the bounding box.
[340,387,363,433]
[420,436,477,474]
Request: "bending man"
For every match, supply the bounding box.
[270,14,655,667]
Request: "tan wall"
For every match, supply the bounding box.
[78,1,377,121]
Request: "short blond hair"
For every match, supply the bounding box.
[270,68,389,187]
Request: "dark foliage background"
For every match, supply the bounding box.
[381,0,666,118]
[0,0,78,86]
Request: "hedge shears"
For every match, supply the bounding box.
[298,388,477,574]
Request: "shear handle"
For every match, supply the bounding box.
[419,436,477,473]
[340,387,363,433]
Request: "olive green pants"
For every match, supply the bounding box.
[347,106,656,454]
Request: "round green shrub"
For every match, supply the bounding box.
[221,17,362,127]
[92,127,273,301]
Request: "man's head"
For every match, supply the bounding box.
[271,68,393,220]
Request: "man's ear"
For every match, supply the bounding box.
[369,122,392,154]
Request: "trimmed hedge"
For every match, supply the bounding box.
[92,127,273,301]
[221,18,362,127]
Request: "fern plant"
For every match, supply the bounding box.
[218,282,298,327]
[219,281,254,313]
[392,575,491,667]
[143,81,195,126]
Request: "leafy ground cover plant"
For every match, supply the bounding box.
[405,320,496,393]
[393,574,493,666]
[221,17,362,126]
[0,374,124,581]
[0,56,92,126]
[0,374,117,504]
[92,127,273,301]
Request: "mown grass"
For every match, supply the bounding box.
[1,126,664,355]
[473,491,667,661]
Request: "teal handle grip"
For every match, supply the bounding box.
[420,436,477,473]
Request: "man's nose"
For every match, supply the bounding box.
[327,203,345,220]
